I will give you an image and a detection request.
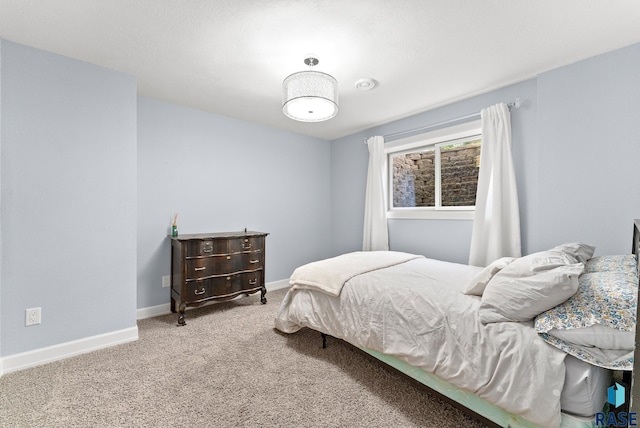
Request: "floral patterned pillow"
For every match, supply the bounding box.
[535,270,637,341]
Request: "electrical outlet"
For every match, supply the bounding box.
[162,275,171,288]
[26,307,41,326]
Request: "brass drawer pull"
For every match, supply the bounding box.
[194,267,206,271]
[226,256,231,260]
[242,239,252,249]
[194,288,206,295]
[250,259,259,264]
[249,279,257,285]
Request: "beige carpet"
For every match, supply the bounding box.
[0,289,488,427]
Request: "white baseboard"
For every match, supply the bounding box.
[136,303,171,320]
[136,278,291,320]
[0,280,290,377]
[0,326,138,376]
[266,278,290,291]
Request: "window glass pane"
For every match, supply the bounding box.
[440,140,481,207]
[392,150,435,207]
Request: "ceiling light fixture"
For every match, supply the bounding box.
[282,57,338,122]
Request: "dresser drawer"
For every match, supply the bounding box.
[185,281,213,302]
[229,236,265,253]
[185,255,233,279]
[235,270,263,292]
[233,252,265,271]
[185,253,263,279]
[185,239,228,258]
[185,271,264,303]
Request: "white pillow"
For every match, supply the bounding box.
[463,257,516,296]
[552,242,596,264]
[497,248,580,276]
[547,326,635,351]
[479,249,584,323]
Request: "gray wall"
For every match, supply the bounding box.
[0,39,3,362]
[137,97,332,309]
[331,43,640,262]
[1,35,638,362]
[331,79,537,263]
[536,44,640,255]
[0,38,332,360]
[0,40,138,355]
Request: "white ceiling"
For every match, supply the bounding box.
[1,1,639,141]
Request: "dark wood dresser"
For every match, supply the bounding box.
[170,231,268,326]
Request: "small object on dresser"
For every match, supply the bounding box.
[169,231,269,326]
[171,213,178,237]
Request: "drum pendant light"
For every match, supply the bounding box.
[282,57,338,122]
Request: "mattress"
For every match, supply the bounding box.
[276,256,569,426]
[278,283,610,420]
[562,354,611,418]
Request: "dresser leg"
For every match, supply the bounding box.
[260,286,267,304]
[177,303,186,326]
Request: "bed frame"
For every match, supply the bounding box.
[630,219,640,415]
[318,221,640,427]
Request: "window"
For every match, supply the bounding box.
[385,121,481,220]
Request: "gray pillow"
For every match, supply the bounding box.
[552,242,595,264]
[463,256,516,296]
[479,249,584,323]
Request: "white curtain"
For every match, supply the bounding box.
[469,103,521,266]
[362,136,389,251]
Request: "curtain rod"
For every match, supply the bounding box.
[364,98,521,144]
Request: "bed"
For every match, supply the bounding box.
[274,226,639,427]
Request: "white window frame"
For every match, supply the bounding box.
[385,120,481,220]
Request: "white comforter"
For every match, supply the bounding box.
[275,256,568,427]
[289,251,423,296]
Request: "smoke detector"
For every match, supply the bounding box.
[355,78,377,91]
